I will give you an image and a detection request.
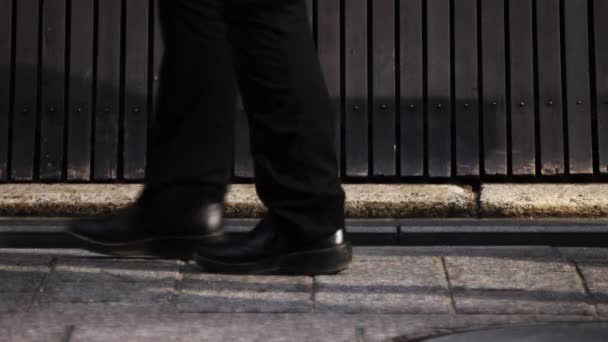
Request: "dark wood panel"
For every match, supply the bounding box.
[4,0,605,183]
[399,0,424,177]
[481,0,508,176]
[453,0,479,176]
[535,0,564,175]
[149,0,164,178]
[596,0,608,173]
[11,0,40,180]
[39,0,67,180]
[563,0,593,174]
[123,0,149,180]
[0,0,12,181]
[344,0,369,177]
[508,0,536,175]
[66,0,94,181]
[372,0,397,176]
[93,0,121,181]
[426,0,451,177]
[151,0,164,125]
[316,0,341,176]
[234,95,253,178]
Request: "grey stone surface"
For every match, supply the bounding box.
[51,258,180,283]
[0,251,51,316]
[39,280,175,307]
[0,253,51,291]
[0,294,32,314]
[558,248,608,262]
[0,313,604,342]
[577,262,608,316]
[0,270,46,293]
[315,255,450,314]
[177,264,313,313]
[35,257,178,312]
[0,322,67,342]
[0,184,142,216]
[446,257,593,315]
[2,247,608,341]
[417,323,608,342]
[480,184,608,218]
[0,183,476,218]
[354,246,558,260]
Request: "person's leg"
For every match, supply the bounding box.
[146,0,238,202]
[193,0,351,275]
[226,0,345,241]
[66,0,236,258]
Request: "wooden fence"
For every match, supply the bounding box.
[0,0,607,182]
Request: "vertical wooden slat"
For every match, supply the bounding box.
[426,0,451,177]
[123,0,149,180]
[94,0,121,180]
[372,0,396,176]
[481,0,507,176]
[563,0,593,174]
[11,0,40,180]
[596,0,608,173]
[536,0,564,175]
[234,96,253,179]
[40,0,67,180]
[509,0,536,175]
[316,0,342,177]
[151,0,164,134]
[399,0,424,177]
[344,0,369,177]
[148,0,164,180]
[67,0,94,180]
[0,0,12,181]
[454,0,479,176]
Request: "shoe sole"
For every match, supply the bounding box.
[193,242,353,275]
[67,231,224,260]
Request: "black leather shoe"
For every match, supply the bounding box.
[67,186,226,259]
[192,214,352,275]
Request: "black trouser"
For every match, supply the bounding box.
[146,0,345,240]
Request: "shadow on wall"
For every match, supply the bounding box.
[0,64,153,183]
[2,65,486,184]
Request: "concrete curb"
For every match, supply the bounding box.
[480,184,608,218]
[0,183,607,218]
[0,184,475,218]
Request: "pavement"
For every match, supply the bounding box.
[5,183,608,218]
[2,245,608,341]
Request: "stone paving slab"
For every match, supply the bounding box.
[0,269,47,293]
[0,294,32,314]
[177,264,313,313]
[0,253,51,294]
[0,320,67,342]
[445,257,593,315]
[1,313,606,342]
[4,183,608,219]
[50,258,180,283]
[480,184,608,218]
[576,262,608,316]
[558,248,608,262]
[354,246,559,260]
[35,258,180,312]
[0,183,476,218]
[315,255,450,314]
[38,280,175,306]
[3,246,608,341]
